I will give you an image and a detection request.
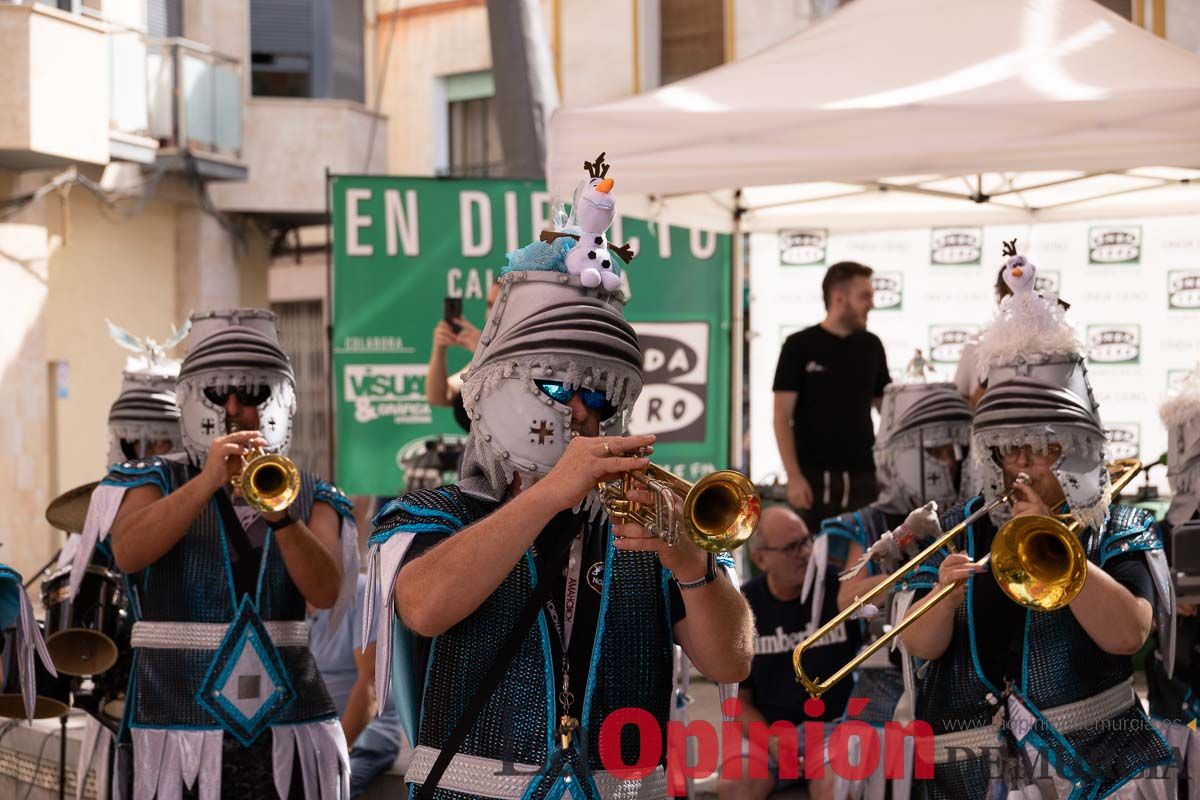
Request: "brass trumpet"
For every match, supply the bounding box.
[228,424,300,514]
[601,463,761,553]
[234,448,300,514]
[791,458,1143,698]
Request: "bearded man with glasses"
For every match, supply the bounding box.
[718,505,858,800]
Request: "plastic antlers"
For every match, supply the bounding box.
[584,152,610,180]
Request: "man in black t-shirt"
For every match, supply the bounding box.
[772,261,891,531]
[717,506,860,800]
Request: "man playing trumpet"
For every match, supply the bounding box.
[367,223,753,799]
[103,309,359,798]
[900,247,1175,799]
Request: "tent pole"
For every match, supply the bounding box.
[731,189,745,474]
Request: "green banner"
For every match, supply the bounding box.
[330,175,731,497]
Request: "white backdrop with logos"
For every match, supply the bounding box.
[748,214,1200,495]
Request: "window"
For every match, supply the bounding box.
[251,53,312,98]
[1092,0,1132,20]
[443,71,504,178]
[660,0,725,85]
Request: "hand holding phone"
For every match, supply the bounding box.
[444,297,463,334]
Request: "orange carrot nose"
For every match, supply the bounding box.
[596,178,614,193]
[1011,267,1023,278]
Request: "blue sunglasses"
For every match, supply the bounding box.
[536,380,617,418]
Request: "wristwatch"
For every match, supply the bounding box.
[265,509,299,532]
[676,554,719,591]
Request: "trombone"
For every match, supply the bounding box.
[600,462,761,553]
[792,458,1143,698]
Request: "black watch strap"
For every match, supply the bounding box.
[677,553,719,590]
[266,509,299,532]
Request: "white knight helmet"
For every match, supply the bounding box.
[107,369,182,465]
[175,309,297,466]
[874,382,973,514]
[457,270,643,503]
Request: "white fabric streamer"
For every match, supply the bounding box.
[132,724,345,800]
[365,534,416,720]
[328,514,360,632]
[70,484,128,600]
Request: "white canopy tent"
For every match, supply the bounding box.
[547,0,1200,466]
[547,0,1200,233]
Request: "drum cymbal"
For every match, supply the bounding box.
[45,481,99,533]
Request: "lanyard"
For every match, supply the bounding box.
[535,526,586,750]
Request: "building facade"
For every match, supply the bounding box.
[0,0,386,579]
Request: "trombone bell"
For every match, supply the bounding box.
[990,514,1087,611]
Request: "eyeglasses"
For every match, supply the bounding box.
[535,380,617,419]
[203,384,272,407]
[759,538,812,556]
[997,444,1062,466]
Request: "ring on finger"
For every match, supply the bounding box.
[603,442,613,457]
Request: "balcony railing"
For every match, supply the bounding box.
[147,38,243,160]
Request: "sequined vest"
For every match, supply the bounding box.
[101,458,346,733]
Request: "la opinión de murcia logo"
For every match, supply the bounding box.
[929,326,978,363]
[779,230,828,266]
[1088,326,1140,364]
[1104,424,1140,460]
[1169,272,1200,309]
[931,228,982,265]
[872,273,903,309]
[1089,227,1141,264]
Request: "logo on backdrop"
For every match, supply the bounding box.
[344,364,431,424]
[931,228,982,266]
[928,324,980,363]
[1104,424,1141,461]
[779,230,828,267]
[1168,271,1200,309]
[1035,270,1061,295]
[872,272,903,310]
[629,322,709,443]
[1087,325,1141,365]
[1169,370,1193,393]
[1088,226,1141,265]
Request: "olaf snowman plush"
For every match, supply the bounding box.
[541,152,635,291]
[1000,239,1037,296]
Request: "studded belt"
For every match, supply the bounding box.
[131,620,309,649]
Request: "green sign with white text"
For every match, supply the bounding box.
[330,176,731,496]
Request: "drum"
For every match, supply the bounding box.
[0,623,71,719]
[73,646,131,731]
[42,565,130,677]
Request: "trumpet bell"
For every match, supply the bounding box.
[240,452,301,514]
[684,470,761,553]
[990,515,1088,611]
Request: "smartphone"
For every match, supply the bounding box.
[444,297,463,333]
